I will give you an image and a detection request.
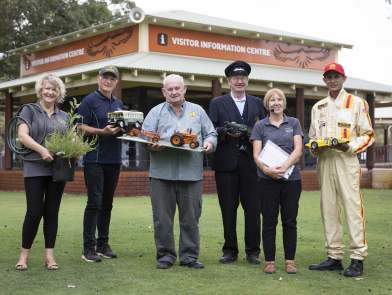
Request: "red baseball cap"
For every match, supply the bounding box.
[323,63,345,77]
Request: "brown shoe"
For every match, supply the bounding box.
[285,260,298,274]
[264,261,276,274]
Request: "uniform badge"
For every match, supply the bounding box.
[338,122,351,128]
[317,103,327,110]
[190,111,197,118]
[318,120,326,127]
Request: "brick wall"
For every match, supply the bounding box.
[0,168,374,196]
[372,168,392,189]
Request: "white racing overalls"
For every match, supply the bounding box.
[309,89,375,260]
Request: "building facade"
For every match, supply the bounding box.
[1,10,392,193]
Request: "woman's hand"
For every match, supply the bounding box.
[262,165,285,180]
[39,147,54,162]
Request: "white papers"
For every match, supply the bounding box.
[258,140,294,179]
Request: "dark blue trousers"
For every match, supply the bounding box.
[83,163,120,252]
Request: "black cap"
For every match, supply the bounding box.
[99,66,119,79]
[224,60,251,77]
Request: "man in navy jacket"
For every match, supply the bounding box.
[209,61,266,264]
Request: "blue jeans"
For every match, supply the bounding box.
[83,163,120,252]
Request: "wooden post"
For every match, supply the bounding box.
[366,92,375,171]
[4,92,13,170]
[211,78,222,98]
[296,87,305,169]
[384,127,388,163]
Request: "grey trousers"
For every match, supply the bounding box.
[150,178,202,264]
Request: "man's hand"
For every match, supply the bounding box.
[310,146,327,157]
[146,142,166,152]
[102,125,122,136]
[203,141,214,154]
[332,143,350,152]
[226,131,242,138]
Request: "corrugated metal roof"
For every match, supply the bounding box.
[1,52,392,94]
[7,9,351,56]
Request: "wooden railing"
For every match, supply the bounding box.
[374,145,392,163]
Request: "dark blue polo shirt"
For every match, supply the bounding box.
[250,115,303,181]
[77,90,123,164]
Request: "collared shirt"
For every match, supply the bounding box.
[19,103,69,177]
[142,100,217,181]
[77,90,123,164]
[250,115,303,180]
[231,91,246,115]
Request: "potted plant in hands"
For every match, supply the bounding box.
[45,99,96,182]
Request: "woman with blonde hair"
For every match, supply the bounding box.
[15,74,68,271]
[250,88,303,274]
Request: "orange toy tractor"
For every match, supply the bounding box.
[128,127,160,143]
[170,129,199,149]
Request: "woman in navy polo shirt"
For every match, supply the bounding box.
[250,88,303,274]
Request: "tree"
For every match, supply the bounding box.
[0,0,126,81]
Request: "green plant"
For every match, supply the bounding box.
[45,98,96,159]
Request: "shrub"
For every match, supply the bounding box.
[45,99,96,159]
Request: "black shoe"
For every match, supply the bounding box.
[180,261,205,269]
[246,255,261,265]
[156,261,173,269]
[308,257,343,271]
[343,259,363,277]
[81,249,102,263]
[219,254,238,264]
[97,244,117,259]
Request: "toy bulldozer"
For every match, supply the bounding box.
[223,121,251,138]
[170,129,199,149]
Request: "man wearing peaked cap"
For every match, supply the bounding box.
[224,61,251,77]
[323,62,345,77]
[99,65,120,79]
[209,60,266,265]
[308,62,374,277]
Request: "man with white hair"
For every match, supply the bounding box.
[142,74,217,269]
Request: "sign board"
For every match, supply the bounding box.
[21,26,139,76]
[149,25,336,70]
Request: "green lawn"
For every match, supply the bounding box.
[0,189,391,295]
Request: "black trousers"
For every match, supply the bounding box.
[259,179,301,261]
[215,152,261,256]
[22,176,65,249]
[83,163,120,252]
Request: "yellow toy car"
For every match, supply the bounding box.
[306,137,349,151]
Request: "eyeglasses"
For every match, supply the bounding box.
[324,73,341,80]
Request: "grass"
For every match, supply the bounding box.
[0,189,391,295]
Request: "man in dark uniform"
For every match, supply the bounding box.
[209,61,266,264]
